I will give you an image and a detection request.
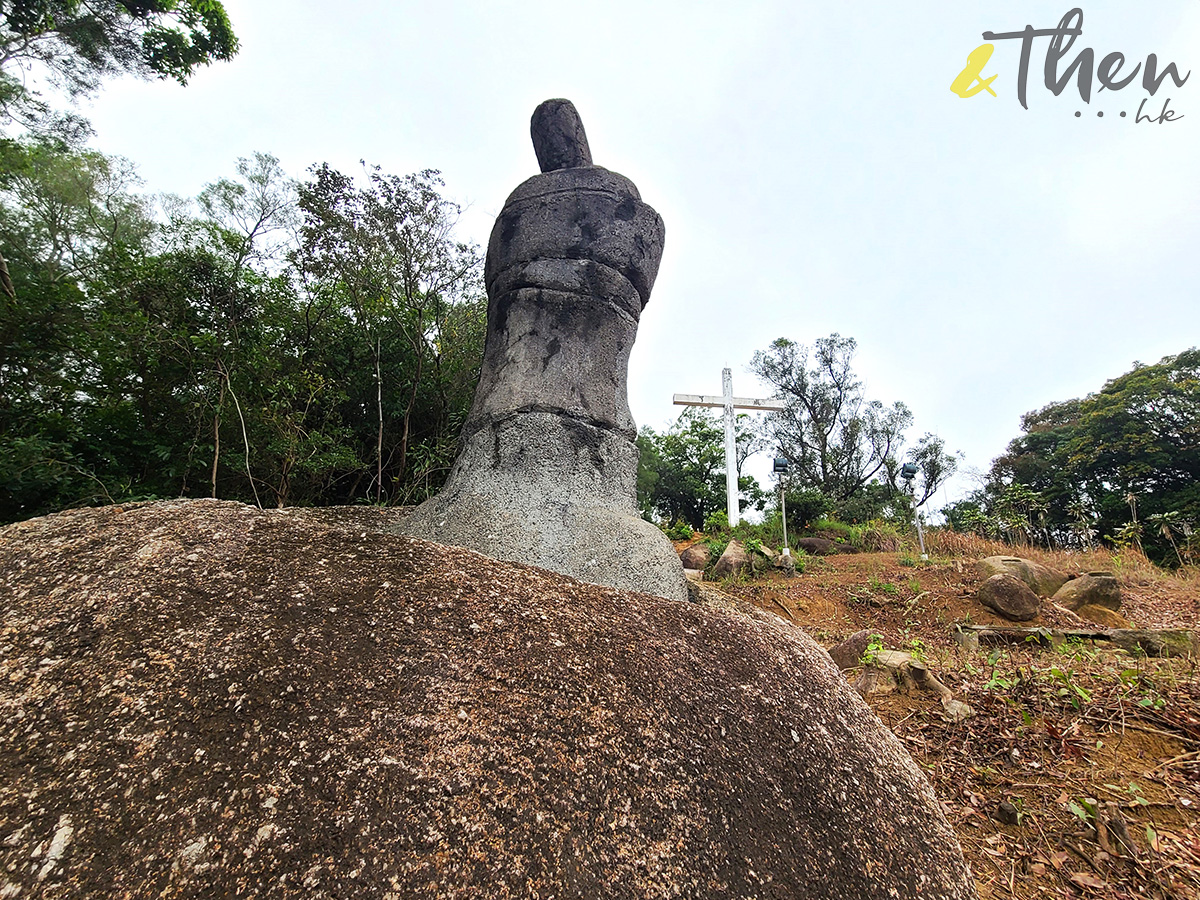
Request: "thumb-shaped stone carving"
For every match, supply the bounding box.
[531,98,592,171]
[397,100,686,602]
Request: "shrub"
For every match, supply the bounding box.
[663,520,695,541]
[703,509,730,535]
[784,488,835,530]
[859,519,906,552]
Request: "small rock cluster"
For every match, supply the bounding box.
[678,539,799,580]
[975,556,1127,625]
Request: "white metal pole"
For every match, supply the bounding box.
[780,481,789,555]
[722,368,739,527]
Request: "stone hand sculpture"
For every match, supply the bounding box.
[398,99,687,602]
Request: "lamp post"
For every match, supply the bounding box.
[774,456,791,557]
[900,462,928,560]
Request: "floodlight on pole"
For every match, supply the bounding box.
[774,456,790,556]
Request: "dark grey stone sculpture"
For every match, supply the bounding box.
[398,100,688,602]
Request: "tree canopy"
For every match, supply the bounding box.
[636,408,764,530]
[0,138,486,521]
[751,334,957,514]
[948,349,1200,565]
[2,1,238,126]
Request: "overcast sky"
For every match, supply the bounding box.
[77,0,1198,509]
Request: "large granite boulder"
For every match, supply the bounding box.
[398,99,685,603]
[979,556,1068,598]
[0,501,977,899]
[976,573,1041,621]
[1053,572,1122,611]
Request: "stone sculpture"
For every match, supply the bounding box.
[398,100,688,602]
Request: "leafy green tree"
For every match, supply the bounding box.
[297,164,484,504]
[0,141,487,521]
[752,335,911,501]
[637,408,763,530]
[752,334,957,510]
[967,349,1199,563]
[1,0,237,128]
[0,136,158,518]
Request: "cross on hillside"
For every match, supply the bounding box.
[673,369,786,527]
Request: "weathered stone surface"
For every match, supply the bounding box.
[748,543,777,573]
[976,573,1041,621]
[531,98,592,172]
[794,536,840,555]
[979,556,1068,598]
[712,539,752,578]
[399,101,684,602]
[1053,572,1122,611]
[828,629,873,669]
[679,543,710,570]
[774,549,797,573]
[0,500,978,899]
[1074,603,1132,629]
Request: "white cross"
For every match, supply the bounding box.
[673,368,786,527]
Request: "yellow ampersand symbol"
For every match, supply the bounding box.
[951,43,998,98]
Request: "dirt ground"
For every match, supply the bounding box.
[701,544,1200,900]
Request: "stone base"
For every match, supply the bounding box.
[396,412,688,603]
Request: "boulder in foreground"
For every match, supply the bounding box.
[0,500,977,899]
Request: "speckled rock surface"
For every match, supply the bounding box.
[1,500,977,898]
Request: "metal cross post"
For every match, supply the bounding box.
[673,369,786,527]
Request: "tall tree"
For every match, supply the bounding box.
[1,0,237,126]
[977,349,1200,563]
[637,408,763,529]
[297,164,484,504]
[752,334,912,501]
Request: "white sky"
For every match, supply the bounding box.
[77,1,1198,509]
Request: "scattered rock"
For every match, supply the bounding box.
[678,544,709,570]
[773,549,797,573]
[828,630,873,670]
[1052,572,1122,611]
[794,536,840,555]
[979,556,1067,598]
[957,623,1199,658]
[1074,604,1131,629]
[976,573,1041,621]
[993,801,1020,826]
[712,539,752,578]
[854,649,974,724]
[0,500,978,899]
[745,543,779,575]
